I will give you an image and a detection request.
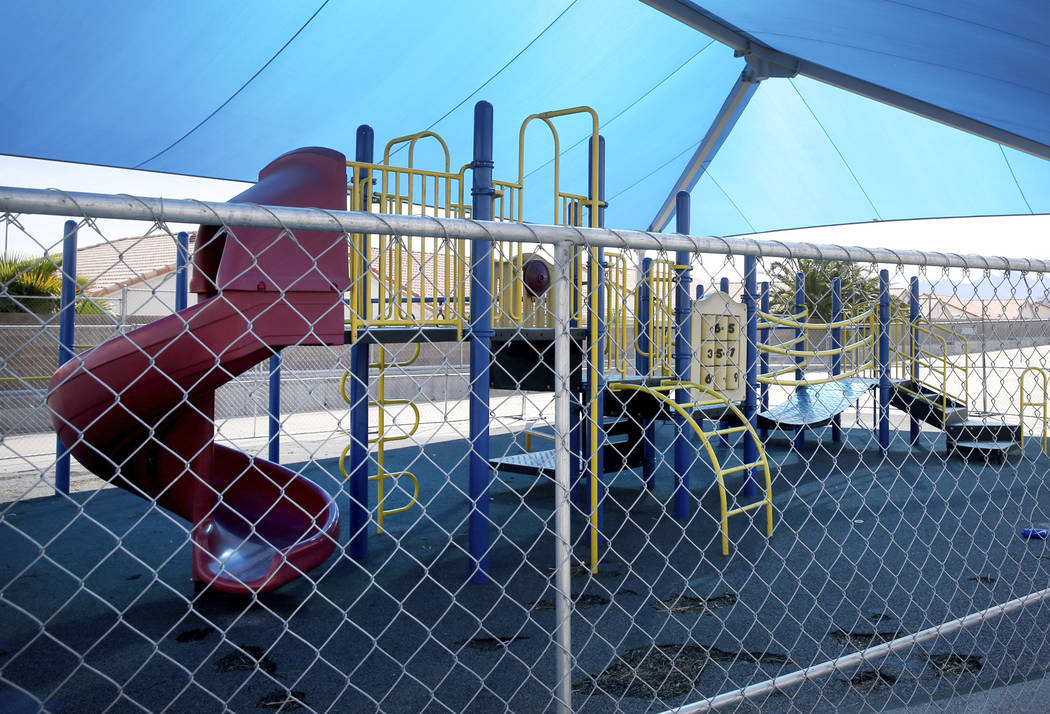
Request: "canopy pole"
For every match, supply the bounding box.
[648,54,794,233]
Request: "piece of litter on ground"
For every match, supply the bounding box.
[1021,524,1049,539]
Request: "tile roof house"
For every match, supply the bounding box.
[77,232,197,317]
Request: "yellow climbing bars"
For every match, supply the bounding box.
[756,306,876,386]
[339,345,421,533]
[1020,367,1049,454]
[608,381,774,557]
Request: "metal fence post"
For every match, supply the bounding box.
[552,239,573,714]
[55,220,77,496]
[831,277,843,443]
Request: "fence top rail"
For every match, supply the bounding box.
[2,185,1048,272]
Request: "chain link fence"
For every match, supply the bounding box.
[4,149,1050,713]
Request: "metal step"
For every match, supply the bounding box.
[490,431,632,477]
[890,379,967,428]
[946,417,1021,464]
[946,417,1022,444]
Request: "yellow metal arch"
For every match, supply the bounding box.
[608,381,774,558]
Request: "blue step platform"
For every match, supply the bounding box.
[758,377,877,430]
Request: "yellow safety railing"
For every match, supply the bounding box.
[756,306,876,386]
[346,131,469,337]
[339,345,421,533]
[890,318,968,416]
[609,381,774,558]
[1020,367,1048,454]
[604,252,630,378]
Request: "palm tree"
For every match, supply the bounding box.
[0,253,107,315]
[766,258,879,321]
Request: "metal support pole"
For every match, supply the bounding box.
[878,269,891,454]
[673,191,692,520]
[175,231,189,312]
[468,100,495,582]
[831,278,843,443]
[55,220,77,496]
[794,272,806,451]
[909,276,920,445]
[719,277,731,451]
[552,239,573,714]
[590,137,607,549]
[637,257,655,489]
[694,284,706,437]
[759,282,770,439]
[743,255,758,499]
[648,69,763,232]
[268,353,281,463]
[348,124,373,560]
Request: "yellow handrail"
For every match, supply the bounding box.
[609,381,774,557]
[890,318,968,416]
[1020,367,1048,454]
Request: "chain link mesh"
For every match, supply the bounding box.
[3,174,1050,713]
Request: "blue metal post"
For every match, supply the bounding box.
[673,191,692,520]
[743,255,759,499]
[469,101,495,582]
[694,284,706,437]
[831,277,843,443]
[794,272,806,451]
[909,276,921,445]
[590,135,607,544]
[55,220,77,496]
[637,257,656,489]
[718,277,731,450]
[268,354,281,463]
[878,269,891,454]
[175,231,189,313]
[348,124,373,559]
[759,282,770,439]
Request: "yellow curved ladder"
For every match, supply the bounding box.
[340,344,421,533]
[608,381,774,557]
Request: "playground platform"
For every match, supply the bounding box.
[4,422,1050,712]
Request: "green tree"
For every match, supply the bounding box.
[766,258,880,321]
[0,253,107,315]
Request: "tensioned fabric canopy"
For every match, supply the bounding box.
[2,0,1048,236]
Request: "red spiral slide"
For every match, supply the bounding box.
[48,147,350,594]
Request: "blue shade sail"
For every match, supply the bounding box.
[1,0,1048,234]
